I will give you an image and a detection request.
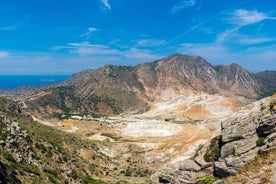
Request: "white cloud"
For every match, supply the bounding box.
[171,0,196,14]
[216,27,240,45]
[52,41,163,64]
[229,9,269,26]
[100,0,111,10]
[234,36,276,45]
[136,39,166,47]
[81,27,98,37]
[178,43,232,64]
[67,42,120,56]
[177,41,276,72]
[218,9,276,45]
[0,51,10,59]
[228,9,276,27]
[1,15,31,31]
[125,48,162,61]
[88,27,97,32]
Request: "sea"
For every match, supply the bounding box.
[0,75,71,89]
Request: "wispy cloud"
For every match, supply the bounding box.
[228,9,276,26]
[136,39,166,48]
[218,9,276,45]
[125,48,162,60]
[52,41,163,62]
[52,42,120,56]
[0,51,10,59]
[0,15,31,31]
[100,0,111,10]
[178,42,276,72]
[234,36,276,45]
[171,0,196,14]
[1,26,16,31]
[81,27,98,38]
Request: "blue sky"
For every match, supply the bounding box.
[0,0,276,74]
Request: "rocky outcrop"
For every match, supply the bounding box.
[214,94,276,177]
[151,94,276,183]
[0,116,36,165]
[151,144,214,184]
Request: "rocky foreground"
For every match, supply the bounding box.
[152,93,276,184]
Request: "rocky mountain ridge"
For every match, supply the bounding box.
[23,54,275,120]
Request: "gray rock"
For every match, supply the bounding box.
[215,96,276,178]
[179,159,201,172]
[220,135,258,158]
[222,117,256,144]
[224,147,259,170]
[257,115,276,136]
[214,161,235,177]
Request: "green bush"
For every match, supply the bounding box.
[270,99,276,107]
[196,174,219,184]
[35,143,47,153]
[83,177,105,184]
[256,137,265,147]
[0,122,7,140]
[204,135,222,162]
[4,152,16,163]
[43,168,58,177]
[124,170,132,177]
[22,164,40,176]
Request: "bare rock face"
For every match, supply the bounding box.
[214,94,276,177]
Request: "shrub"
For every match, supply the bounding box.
[270,99,276,107]
[4,152,16,163]
[22,164,40,176]
[43,168,58,177]
[196,174,219,184]
[35,143,47,153]
[256,137,265,147]
[124,171,132,177]
[204,135,222,162]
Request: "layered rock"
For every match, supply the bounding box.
[150,143,214,184]
[151,94,276,183]
[215,94,276,177]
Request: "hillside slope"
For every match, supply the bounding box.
[0,98,109,183]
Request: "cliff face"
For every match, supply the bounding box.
[215,93,276,178]
[24,54,274,119]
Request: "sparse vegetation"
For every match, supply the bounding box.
[270,99,276,109]
[256,137,265,147]
[225,148,276,183]
[196,175,220,184]
[0,112,105,183]
[204,135,222,162]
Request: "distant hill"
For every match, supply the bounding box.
[256,70,276,90]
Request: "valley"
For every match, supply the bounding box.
[31,112,219,183]
[1,54,276,183]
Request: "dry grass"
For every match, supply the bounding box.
[225,148,276,184]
